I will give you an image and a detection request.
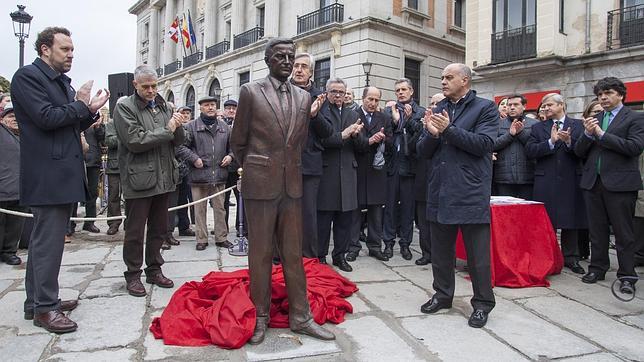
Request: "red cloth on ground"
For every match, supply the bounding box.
[150,258,358,349]
[456,203,563,288]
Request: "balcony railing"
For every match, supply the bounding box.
[156,67,163,77]
[164,60,182,75]
[233,27,264,49]
[607,4,644,49]
[491,24,537,64]
[297,2,344,34]
[206,40,230,59]
[183,52,203,68]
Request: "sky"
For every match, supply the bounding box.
[1,0,137,91]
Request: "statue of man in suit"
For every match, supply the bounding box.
[230,38,335,345]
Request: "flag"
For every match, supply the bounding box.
[188,10,197,47]
[168,16,179,43]
[181,14,191,48]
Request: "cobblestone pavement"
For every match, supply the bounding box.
[0,211,643,361]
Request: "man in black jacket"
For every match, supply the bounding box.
[81,113,106,233]
[575,77,644,294]
[11,27,109,333]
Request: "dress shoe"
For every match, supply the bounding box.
[468,309,489,328]
[420,297,452,314]
[33,310,77,334]
[318,257,327,264]
[166,235,181,246]
[368,249,389,261]
[581,272,605,284]
[215,240,233,248]
[415,256,431,266]
[292,322,335,341]
[400,245,412,260]
[383,243,394,259]
[161,241,171,250]
[565,261,585,275]
[106,226,119,235]
[25,299,79,320]
[620,280,636,294]
[146,273,174,288]
[332,257,353,272]
[64,234,72,243]
[196,242,208,251]
[126,279,147,297]
[179,228,195,237]
[248,317,269,345]
[1,254,21,265]
[82,223,100,233]
[345,250,359,262]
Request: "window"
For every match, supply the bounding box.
[454,0,465,28]
[185,86,195,114]
[167,91,175,105]
[226,20,231,41]
[143,22,149,40]
[320,0,333,8]
[404,58,421,104]
[559,0,564,33]
[494,0,536,33]
[257,6,265,28]
[239,72,250,87]
[408,0,419,9]
[313,57,331,91]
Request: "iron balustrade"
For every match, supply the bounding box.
[491,24,537,64]
[607,4,644,49]
[233,27,264,49]
[206,40,230,59]
[183,52,203,68]
[164,60,182,75]
[297,2,344,34]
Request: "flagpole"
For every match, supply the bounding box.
[188,9,197,55]
[179,15,188,59]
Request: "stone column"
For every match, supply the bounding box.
[264,0,280,37]
[148,6,159,69]
[203,0,218,52]
[231,0,245,41]
[163,0,176,65]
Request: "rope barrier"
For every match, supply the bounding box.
[0,185,237,222]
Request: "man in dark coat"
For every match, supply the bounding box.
[10,27,109,333]
[317,78,368,271]
[493,94,538,200]
[383,78,425,260]
[416,63,497,328]
[81,114,105,233]
[574,77,644,294]
[526,93,587,275]
[104,117,122,235]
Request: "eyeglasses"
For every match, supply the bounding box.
[327,89,345,95]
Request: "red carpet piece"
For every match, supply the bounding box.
[150,258,358,349]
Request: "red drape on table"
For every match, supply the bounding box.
[456,203,563,288]
[150,258,358,349]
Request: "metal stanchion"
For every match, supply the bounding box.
[228,168,248,256]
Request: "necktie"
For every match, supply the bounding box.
[597,112,611,174]
[366,113,372,125]
[279,83,291,120]
[555,120,562,130]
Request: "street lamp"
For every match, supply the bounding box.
[9,5,33,68]
[362,61,372,87]
[211,85,222,108]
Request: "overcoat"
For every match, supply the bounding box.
[355,109,392,206]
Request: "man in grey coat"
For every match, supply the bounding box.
[417,63,497,328]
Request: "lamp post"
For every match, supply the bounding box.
[211,85,222,108]
[10,5,33,68]
[362,61,372,87]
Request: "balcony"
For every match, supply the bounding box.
[156,67,163,77]
[607,4,644,49]
[233,27,264,49]
[164,60,182,75]
[206,40,230,59]
[297,2,344,34]
[491,24,536,64]
[183,52,203,68]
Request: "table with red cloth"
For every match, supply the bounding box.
[150,258,358,349]
[456,201,563,288]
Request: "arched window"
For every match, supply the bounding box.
[166,91,175,105]
[209,79,222,108]
[185,86,195,113]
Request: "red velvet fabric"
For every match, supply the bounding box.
[150,258,358,349]
[456,203,563,287]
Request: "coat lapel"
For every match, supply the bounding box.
[285,85,300,142]
[259,77,288,139]
[606,107,627,133]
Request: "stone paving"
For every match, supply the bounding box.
[0,213,643,361]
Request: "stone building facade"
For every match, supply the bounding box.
[129,0,466,113]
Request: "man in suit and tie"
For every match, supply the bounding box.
[574,77,644,294]
[230,38,335,345]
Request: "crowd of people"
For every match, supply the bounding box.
[0,27,642,340]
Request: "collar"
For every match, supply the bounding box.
[290,78,313,91]
[269,75,289,92]
[449,90,470,105]
[134,93,166,110]
[608,104,624,118]
[361,107,372,117]
[555,115,566,124]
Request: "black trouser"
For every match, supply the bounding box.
[123,194,169,281]
[348,205,384,253]
[416,201,431,259]
[166,187,180,236]
[317,209,353,260]
[224,171,241,235]
[84,166,100,226]
[177,177,192,231]
[559,229,580,265]
[383,173,415,246]
[584,178,638,281]
[24,204,73,314]
[578,229,590,259]
[107,173,122,229]
[495,183,533,200]
[301,175,321,258]
[430,222,495,312]
[634,216,644,262]
[0,200,26,257]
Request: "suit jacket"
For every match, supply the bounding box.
[525,116,587,229]
[383,101,425,176]
[574,106,644,192]
[10,57,94,206]
[230,76,311,200]
[301,86,334,176]
[317,101,368,212]
[355,109,393,205]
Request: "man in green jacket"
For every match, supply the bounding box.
[113,65,185,297]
